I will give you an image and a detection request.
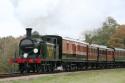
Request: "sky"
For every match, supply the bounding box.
[0,0,125,39]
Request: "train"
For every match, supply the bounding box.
[13,28,125,73]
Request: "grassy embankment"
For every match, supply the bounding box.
[2,68,125,83]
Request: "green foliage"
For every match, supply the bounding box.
[85,17,119,46]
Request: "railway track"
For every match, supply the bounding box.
[0,67,122,79]
[0,73,36,79]
[0,73,21,78]
[0,71,63,79]
[0,70,88,79]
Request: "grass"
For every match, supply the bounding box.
[2,68,125,83]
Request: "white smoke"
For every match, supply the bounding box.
[15,0,60,34]
[1,0,125,38]
[15,0,125,39]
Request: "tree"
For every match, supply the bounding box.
[108,25,125,48]
[85,16,119,46]
[0,36,21,73]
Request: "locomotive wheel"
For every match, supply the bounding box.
[19,64,30,73]
[19,64,25,73]
[48,65,52,72]
[26,68,30,73]
[20,68,24,73]
[42,62,47,72]
[32,67,35,73]
[36,64,41,72]
[50,64,54,72]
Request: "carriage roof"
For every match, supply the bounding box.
[115,48,125,51]
[63,37,89,45]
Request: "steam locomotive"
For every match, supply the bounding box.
[14,28,125,73]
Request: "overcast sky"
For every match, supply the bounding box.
[0,0,125,39]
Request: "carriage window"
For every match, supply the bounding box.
[67,43,69,50]
[78,45,80,51]
[72,44,76,51]
[53,39,57,44]
[46,38,57,44]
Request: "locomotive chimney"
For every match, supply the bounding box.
[26,28,32,38]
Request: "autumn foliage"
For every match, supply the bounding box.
[108,25,125,48]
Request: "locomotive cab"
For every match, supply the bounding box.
[42,35,62,60]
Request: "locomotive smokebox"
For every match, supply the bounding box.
[26,28,32,38]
